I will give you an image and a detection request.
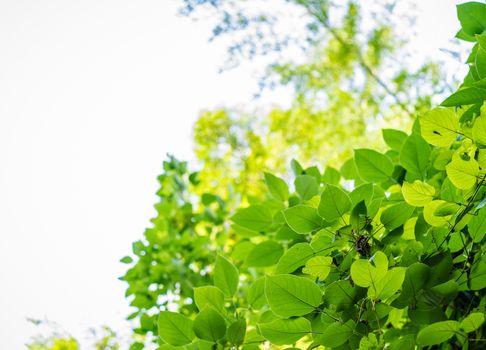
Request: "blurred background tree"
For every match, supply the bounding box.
[187,0,450,200]
[26,320,121,350]
[26,319,79,350]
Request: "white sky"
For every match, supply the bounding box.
[0,0,467,348]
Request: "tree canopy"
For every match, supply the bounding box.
[188,0,447,199]
[119,1,486,350]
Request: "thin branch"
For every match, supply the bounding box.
[303,4,413,116]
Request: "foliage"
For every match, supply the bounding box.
[27,336,79,350]
[121,2,486,349]
[90,326,121,350]
[26,320,121,350]
[26,319,80,350]
[119,156,231,346]
[122,2,441,341]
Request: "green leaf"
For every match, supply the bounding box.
[460,313,485,333]
[456,28,477,42]
[193,307,227,342]
[419,108,459,147]
[140,313,155,332]
[265,274,322,317]
[318,184,352,222]
[468,207,486,242]
[283,205,323,234]
[320,320,355,348]
[359,333,382,349]
[349,183,374,206]
[416,320,460,346]
[231,241,255,261]
[402,181,435,207]
[382,128,408,151]
[158,311,195,346]
[457,2,486,36]
[322,166,340,185]
[305,165,321,183]
[295,175,319,200]
[393,263,431,308]
[445,157,479,190]
[290,159,304,176]
[424,251,453,288]
[449,231,466,252]
[462,103,483,125]
[473,115,486,145]
[441,177,462,203]
[400,133,430,178]
[129,342,145,350]
[409,306,447,325]
[350,200,367,230]
[354,149,394,182]
[193,286,225,311]
[264,172,289,202]
[246,240,283,267]
[424,200,453,227]
[258,317,311,345]
[231,205,273,232]
[302,256,333,280]
[388,335,415,350]
[227,319,246,346]
[476,44,486,80]
[275,224,300,240]
[247,277,266,309]
[442,86,486,107]
[231,223,260,238]
[120,256,133,264]
[430,280,460,302]
[213,255,239,298]
[368,267,406,300]
[350,252,388,288]
[275,243,316,274]
[324,280,362,311]
[469,255,486,290]
[478,33,486,48]
[341,158,360,180]
[434,202,459,217]
[350,259,377,288]
[380,202,415,231]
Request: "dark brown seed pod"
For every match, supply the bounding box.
[355,235,370,257]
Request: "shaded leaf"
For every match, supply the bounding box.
[214,255,239,297]
[258,318,311,345]
[265,274,322,317]
[158,311,195,346]
[193,307,226,342]
[283,205,323,234]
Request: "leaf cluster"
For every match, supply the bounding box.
[122,2,486,349]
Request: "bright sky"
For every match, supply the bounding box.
[0,0,467,349]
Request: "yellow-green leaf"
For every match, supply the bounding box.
[302,256,333,280]
[420,108,459,148]
[472,115,486,145]
[445,157,479,190]
[402,181,435,207]
[424,200,452,227]
[416,321,460,346]
[265,274,322,318]
[460,312,485,333]
[158,311,195,346]
[350,256,385,288]
[258,317,311,345]
[402,217,417,240]
[368,267,406,300]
